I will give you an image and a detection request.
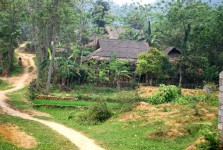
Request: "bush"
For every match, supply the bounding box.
[174,95,206,104]
[173,93,218,104]
[78,102,112,125]
[148,84,181,104]
[198,125,221,150]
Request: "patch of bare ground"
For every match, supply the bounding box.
[147,127,187,139]
[23,109,52,117]
[138,86,207,97]
[138,86,158,97]
[121,102,217,139]
[0,123,38,149]
[134,102,157,111]
[120,112,141,121]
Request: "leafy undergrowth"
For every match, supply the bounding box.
[147,85,218,105]
[0,114,77,150]
[0,79,13,91]
[35,101,218,150]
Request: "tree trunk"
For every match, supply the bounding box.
[46,0,58,94]
[179,64,182,87]
[31,14,40,89]
[8,45,14,72]
[149,78,153,86]
[182,24,191,53]
[0,51,3,70]
[116,78,121,90]
[146,73,149,83]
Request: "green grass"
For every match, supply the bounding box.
[32,100,121,108]
[6,84,219,150]
[7,87,32,110]
[0,79,13,91]
[35,106,207,150]
[49,84,145,103]
[0,114,77,150]
[28,66,33,73]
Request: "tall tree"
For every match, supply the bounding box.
[0,0,24,73]
[46,0,58,94]
[136,48,167,85]
[92,0,111,33]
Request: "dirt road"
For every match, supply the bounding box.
[0,44,105,150]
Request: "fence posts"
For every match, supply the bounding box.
[219,71,223,141]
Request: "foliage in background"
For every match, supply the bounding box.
[136,48,167,85]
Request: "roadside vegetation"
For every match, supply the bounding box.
[0,79,12,91]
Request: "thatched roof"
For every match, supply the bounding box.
[163,47,181,55]
[83,39,149,62]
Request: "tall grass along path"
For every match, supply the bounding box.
[0,43,105,150]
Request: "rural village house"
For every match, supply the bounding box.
[163,47,181,61]
[83,38,150,62]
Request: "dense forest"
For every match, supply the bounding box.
[1,0,223,93]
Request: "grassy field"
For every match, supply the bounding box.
[32,100,122,108]
[49,84,144,103]
[6,85,220,150]
[0,114,77,150]
[0,79,13,91]
[35,102,218,150]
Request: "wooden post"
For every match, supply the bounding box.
[219,71,223,141]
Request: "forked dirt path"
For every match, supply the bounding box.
[0,44,105,150]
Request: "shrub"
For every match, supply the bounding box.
[78,102,112,125]
[174,95,206,104]
[173,93,218,104]
[148,84,181,104]
[198,125,221,150]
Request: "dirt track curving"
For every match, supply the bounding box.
[0,44,105,150]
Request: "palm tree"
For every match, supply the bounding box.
[109,57,130,90]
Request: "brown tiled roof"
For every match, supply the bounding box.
[83,39,149,62]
